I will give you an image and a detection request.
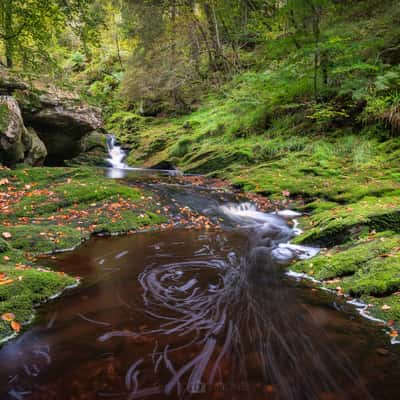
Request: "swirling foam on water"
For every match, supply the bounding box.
[98,203,363,399]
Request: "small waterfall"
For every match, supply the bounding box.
[106,134,128,169]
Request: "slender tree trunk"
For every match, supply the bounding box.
[115,28,123,69]
[189,9,214,72]
[203,1,222,71]
[114,4,123,69]
[289,10,301,49]
[211,2,221,52]
[4,0,13,68]
[170,0,181,109]
[312,7,321,100]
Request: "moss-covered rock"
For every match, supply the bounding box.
[106,111,145,146]
[293,233,400,280]
[294,196,400,246]
[24,127,47,165]
[338,255,400,297]
[66,131,108,167]
[80,131,107,152]
[11,80,104,165]
[292,230,400,322]
[0,264,75,340]
[0,96,27,166]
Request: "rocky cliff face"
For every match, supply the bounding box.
[0,72,108,167]
[0,96,47,166]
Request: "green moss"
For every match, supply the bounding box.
[336,255,400,297]
[0,265,75,339]
[0,238,10,253]
[361,295,400,322]
[0,103,9,133]
[106,111,145,146]
[0,225,86,254]
[0,167,165,254]
[294,196,400,246]
[293,234,400,280]
[56,179,141,205]
[1,167,92,188]
[93,210,167,234]
[300,199,339,213]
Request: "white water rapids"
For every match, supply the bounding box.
[219,202,319,265]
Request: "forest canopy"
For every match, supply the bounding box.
[1,0,399,124]
[0,1,344,108]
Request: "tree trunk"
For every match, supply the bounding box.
[4,0,13,68]
[203,1,222,71]
[312,7,321,100]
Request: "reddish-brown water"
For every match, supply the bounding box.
[0,228,400,400]
[1,174,400,400]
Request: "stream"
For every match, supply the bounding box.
[1,146,400,399]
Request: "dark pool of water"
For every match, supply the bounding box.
[1,227,400,400]
[1,170,400,399]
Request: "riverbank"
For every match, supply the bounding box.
[0,166,170,341]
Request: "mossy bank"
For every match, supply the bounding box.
[0,166,167,342]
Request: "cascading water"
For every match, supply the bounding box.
[105,134,183,178]
[219,202,319,265]
[106,134,128,169]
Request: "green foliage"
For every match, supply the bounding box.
[0,0,101,70]
[106,111,145,145]
[307,103,349,128]
[69,52,86,71]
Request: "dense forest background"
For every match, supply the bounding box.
[1,0,399,128]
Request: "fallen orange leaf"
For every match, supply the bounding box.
[0,279,14,285]
[1,313,15,322]
[11,321,21,332]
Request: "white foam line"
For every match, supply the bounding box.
[286,270,398,344]
[0,333,18,345]
[285,270,321,284]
